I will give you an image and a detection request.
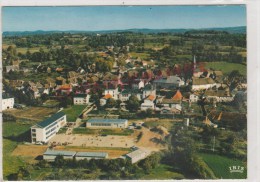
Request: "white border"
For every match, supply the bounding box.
[0,0,259,182]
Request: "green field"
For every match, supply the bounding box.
[199,153,247,179]
[129,52,150,59]
[141,164,184,180]
[73,127,134,136]
[205,62,246,76]
[63,105,87,122]
[16,46,48,54]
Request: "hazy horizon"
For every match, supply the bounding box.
[3,25,246,33]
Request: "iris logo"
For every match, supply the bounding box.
[229,166,245,173]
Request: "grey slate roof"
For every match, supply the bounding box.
[74,93,87,98]
[153,76,182,84]
[126,149,146,159]
[36,111,66,128]
[88,118,128,124]
[75,152,108,158]
[43,150,76,156]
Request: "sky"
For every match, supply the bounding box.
[2,5,246,31]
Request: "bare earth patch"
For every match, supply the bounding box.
[12,145,48,157]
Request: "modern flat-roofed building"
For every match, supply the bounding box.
[125,149,148,164]
[86,118,128,129]
[75,152,108,160]
[43,149,76,161]
[31,111,67,143]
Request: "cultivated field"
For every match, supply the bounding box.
[4,107,58,121]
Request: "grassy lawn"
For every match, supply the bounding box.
[199,153,247,179]
[73,127,134,136]
[205,62,246,76]
[2,122,33,179]
[143,119,176,130]
[43,99,60,107]
[63,105,87,122]
[141,164,185,180]
[57,127,67,134]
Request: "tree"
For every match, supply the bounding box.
[60,96,72,108]
[54,155,65,168]
[225,70,242,91]
[106,98,116,108]
[138,153,161,173]
[126,95,140,112]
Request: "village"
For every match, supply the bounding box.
[2,29,247,180]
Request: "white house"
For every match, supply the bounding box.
[125,149,148,164]
[86,119,128,129]
[192,77,216,91]
[104,87,119,100]
[119,89,143,102]
[74,94,90,105]
[119,89,132,102]
[204,89,234,102]
[31,112,67,143]
[189,93,200,103]
[100,94,113,106]
[2,97,14,110]
[132,80,145,89]
[141,95,155,110]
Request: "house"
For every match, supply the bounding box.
[159,97,182,113]
[192,77,216,91]
[104,86,119,100]
[189,93,200,103]
[5,65,19,73]
[75,152,108,160]
[57,84,72,95]
[172,90,183,101]
[86,119,128,129]
[119,89,132,102]
[73,94,90,105]
[9,80,24,90]
[100,94,112,106]
[143,84,156,99]
[56,76,66,85]
[153,76,185,89]
[43,150,76,161]
[132,80,145,90]
[204,89,233,102]
[141,95,156,110]
[30,111,67,143]
[119,89,143,101]
[31,87,41,98]
[2,96,14,110]
[125,149,148,164]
